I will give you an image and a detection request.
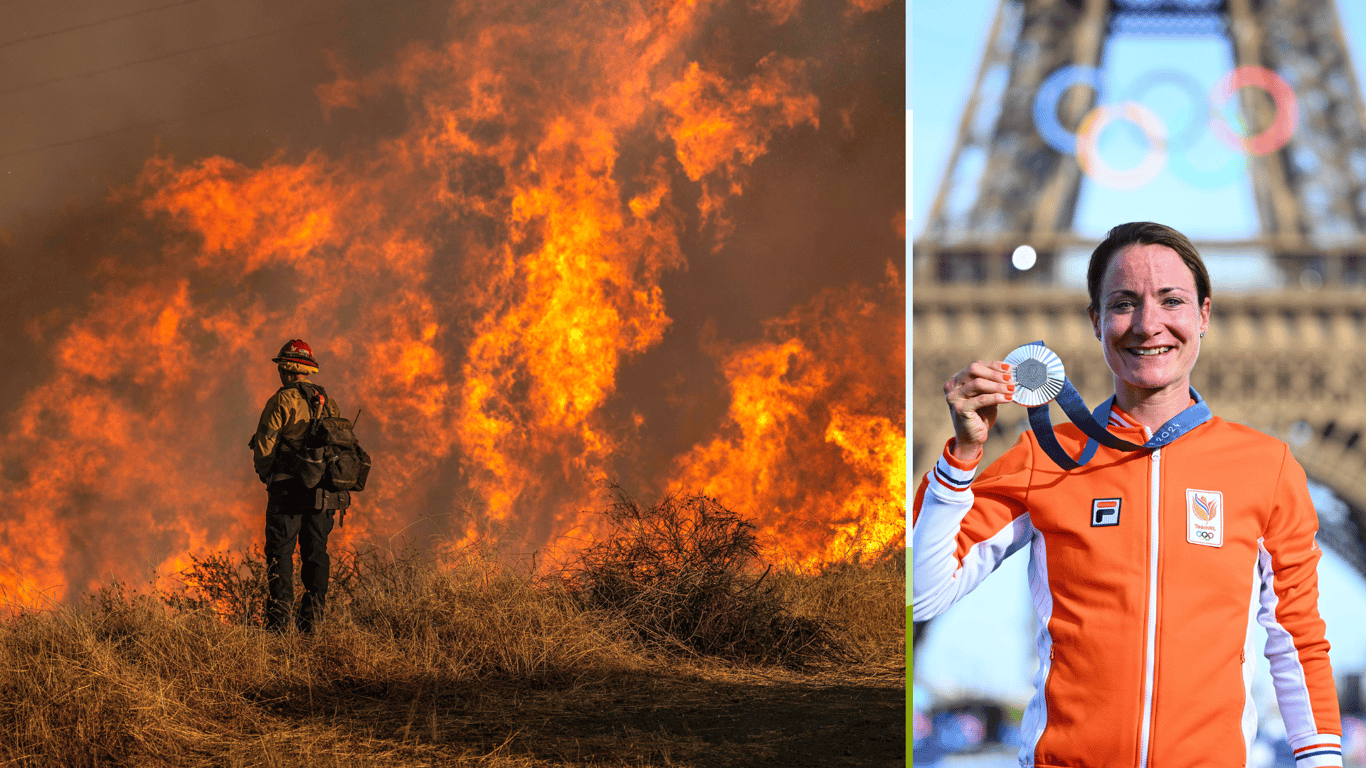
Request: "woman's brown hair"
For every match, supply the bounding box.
[1087,222,1211,311]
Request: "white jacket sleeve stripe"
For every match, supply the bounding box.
[1291,733,1344,768]
[1256,540,1320,741]
[1241,557,1261,756]
[912,452,1033,621]
[1020,531,1053,764]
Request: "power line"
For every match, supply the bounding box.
[0,0,215,49]
[0,14,335,97]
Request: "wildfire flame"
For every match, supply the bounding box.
[669,267,905,569]
[0,0,903,604]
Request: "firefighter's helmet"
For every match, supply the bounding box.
[272,339,318,369]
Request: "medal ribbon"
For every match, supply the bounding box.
[1017,342,1212,470]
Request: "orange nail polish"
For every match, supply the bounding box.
[1002,363,1011,371]
[1007,383,1016,392]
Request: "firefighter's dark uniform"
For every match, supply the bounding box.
[250,382,343,633]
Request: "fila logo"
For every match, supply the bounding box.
[1186,489,1224,547]
[1091,498,1121,527]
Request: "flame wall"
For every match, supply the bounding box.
[0,0,903,601]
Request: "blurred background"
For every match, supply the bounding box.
[912,0,1366,764]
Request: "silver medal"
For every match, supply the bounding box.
[1003,343,1066,407]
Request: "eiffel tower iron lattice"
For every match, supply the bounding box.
[916,0,1366,287]
[913,0,1366,588]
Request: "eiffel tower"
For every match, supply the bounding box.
[913,0,1366,599]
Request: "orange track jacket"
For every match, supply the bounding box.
[912,406,1341,767]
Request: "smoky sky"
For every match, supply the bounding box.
[2,0,902,444]
[0,0,904,587]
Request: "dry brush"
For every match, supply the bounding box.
[0,490,903,766]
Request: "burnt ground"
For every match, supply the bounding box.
[262,653,906,767]
[514,661,906,767]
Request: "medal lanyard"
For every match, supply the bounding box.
[1006,341,1212,470]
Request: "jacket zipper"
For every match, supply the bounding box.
[1138,441,1160,767]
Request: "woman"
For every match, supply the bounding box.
[912,222,1341,767]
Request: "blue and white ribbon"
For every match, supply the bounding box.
[1004,341,1212,470]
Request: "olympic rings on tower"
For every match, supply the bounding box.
[1034,65,1105,156]
[1076,102,1167,190]
[1208,66,1299,156]
[1122,68,1248,190]
[1122,68,1209,147]
[1032,64,1298,190]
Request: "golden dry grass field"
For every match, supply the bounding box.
[0,493,904,767]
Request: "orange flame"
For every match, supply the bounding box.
[669,266,905,569]
[656,56,819,236]
[0,0,902,603]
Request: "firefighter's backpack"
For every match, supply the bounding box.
[288,382,371,492]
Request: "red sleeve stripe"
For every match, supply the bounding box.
[934,465,972,491]
[1292,748,1341,764]
[1292,734,1342,765]
[933,445,976,492]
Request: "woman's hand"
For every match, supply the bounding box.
[944,361,1015,461]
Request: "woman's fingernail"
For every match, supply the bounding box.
[1007,383,1016,392]
[1002,363,1011,371]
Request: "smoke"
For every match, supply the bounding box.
[0,0,903,600]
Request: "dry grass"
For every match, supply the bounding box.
[559,485,852,666]
[772,553,906,663]
[0,497,904,767]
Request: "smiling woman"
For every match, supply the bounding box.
[1086,224,1212,429]
[912,222,1345,767]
